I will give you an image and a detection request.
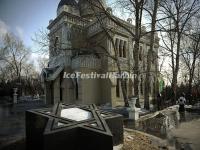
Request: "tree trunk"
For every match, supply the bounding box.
[116,60,129,107]
[144,0,159,110]
[188,73,193,104]
[134,40,140,107]
[172,72,178,104]
[121,79,129,107]
[134,0,144,108]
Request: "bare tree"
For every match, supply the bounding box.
[112,0,146,107]
[32,29,50,55]
[38,56,49,70]
[159,0,200,103]
[144,0,160,109]
[0,33,30,84]
[181,18,200,103]
[193,61,200,98]
[22,63,43,96]
[0,32,44,97]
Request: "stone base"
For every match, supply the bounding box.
[100,110,124,145]
[13,94,18,104]
[43,127,113,150]
[127,108,140,120]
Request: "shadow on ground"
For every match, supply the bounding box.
[0,101,47,150]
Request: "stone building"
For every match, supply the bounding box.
[41,0,159,107]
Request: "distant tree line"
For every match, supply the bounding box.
[0,33,44,101]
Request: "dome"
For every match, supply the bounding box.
[58,0,78,9]
[78,0,107,19]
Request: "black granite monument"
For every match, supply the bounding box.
[26,103,123,150]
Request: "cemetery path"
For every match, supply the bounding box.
[0,101,46,149]
[171,118,200,150]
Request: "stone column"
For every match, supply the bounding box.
[45,82,52,105]
[127,97,140,120]
[62,78,75,104]
[53,76,61,104]
[13,88,18,104]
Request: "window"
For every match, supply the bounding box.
[140,77,143,95]
[115,38,119,55]
[123,41,127,58]
[53,36,59,55]
[67,31,72,40]
[116,79,120,97]
[139,46,142,61]
[119,40,123,57]
[54,36,59,46]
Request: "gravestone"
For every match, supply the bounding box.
[26,103,123,150]
[137,106,179,138]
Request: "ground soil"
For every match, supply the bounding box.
[122,130,170,150]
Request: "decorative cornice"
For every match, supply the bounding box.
[48,11,89,30]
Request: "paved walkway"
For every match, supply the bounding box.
[171,118,200,150]
[0,101,46,149]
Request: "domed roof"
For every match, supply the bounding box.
[58,0,78,9]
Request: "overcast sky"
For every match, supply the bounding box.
[0,0,60,48]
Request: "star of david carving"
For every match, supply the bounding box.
[32,103,112,134]
[26,103,115,150]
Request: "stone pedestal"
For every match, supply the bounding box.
[13,88,18,104]
[127,97,140,120]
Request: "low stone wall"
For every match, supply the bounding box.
[136,106,180,138]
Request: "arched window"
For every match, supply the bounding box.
[115,38,119,56]
[123,41,127,58]
[140,77,143,95]
[139,46,143,61]
[54,36,59,47]
[119,40,123,57]
[116,79,120,97]
[53,36,59,55]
